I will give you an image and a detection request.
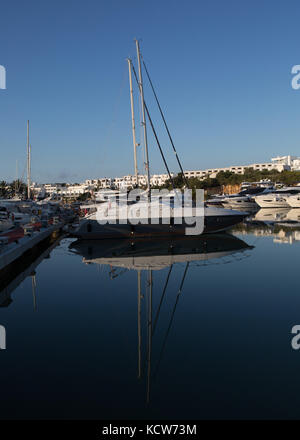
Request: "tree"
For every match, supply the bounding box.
[0,180,7,197]
[77,192,91,201]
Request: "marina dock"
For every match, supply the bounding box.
[0,222,64,273]
[0,233,63,307]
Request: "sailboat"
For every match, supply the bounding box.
[74,41,247,239]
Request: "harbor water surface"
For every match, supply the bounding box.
[1,221,300,419]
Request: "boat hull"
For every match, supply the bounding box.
[73,213,247,239]
[224,200,258,209]
[254,196,290,208]
[287,196,300,208]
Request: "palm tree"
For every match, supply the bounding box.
[0,180,7,197]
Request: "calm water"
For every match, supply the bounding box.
[1,214,300,420]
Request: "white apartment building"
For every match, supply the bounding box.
[184,159,293,180]
[85,178,112,189]
[151,173,174,186]
[39,183,93,197]
[44,184,60,195]
[85,179,98,186]
[34,155,299,198]
[271,155,300,171]
[109,173,174,189]
[98,178,112,189]
[60,184,93,196]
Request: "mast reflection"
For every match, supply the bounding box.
[70,233,253,404]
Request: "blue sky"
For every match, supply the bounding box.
[0,0,300,183]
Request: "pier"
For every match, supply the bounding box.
[0,222,64,273]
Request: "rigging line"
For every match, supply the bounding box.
[153,262,190,380]
[152,264,173,336]
[131,63,176,191]
[142,59,190,189]
[145,104,176,192]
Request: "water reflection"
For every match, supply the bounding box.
[1,221,300,417]
[232,208,300,245]
[69,234,253,271]
[254,208,291,223]
[70,234,253,403]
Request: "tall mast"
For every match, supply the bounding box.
[27,120,31,199]
[135,39,151,191]
[127,58,139,186]
[15,160,18,193]
[29,144,32,191]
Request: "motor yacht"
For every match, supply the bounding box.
[222,196,258,210]
[207,186,271,209]
[74,195,247,239]
[254,187,300,208]
[286,194,300,208]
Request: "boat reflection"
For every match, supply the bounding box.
[70,234,253,404]
[253,208,290,223]
[232,208,300,244]
[69,233,253,271]
[286,208,300,223]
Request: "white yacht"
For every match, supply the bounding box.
[286,194,300,208]
[74,197,247,239]
[254,187,300,208]
[222,196,258,210]
[207,186,271,209]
